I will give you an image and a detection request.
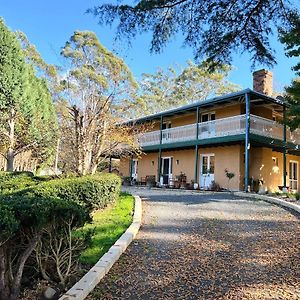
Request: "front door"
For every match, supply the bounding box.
[131,159,138,180]
[289,161,298,191]
[200,154,215,189]
[161,157,173,185]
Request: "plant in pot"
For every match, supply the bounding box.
[122,176,131,186]
[225,169,235,191]
[146,176,156,188]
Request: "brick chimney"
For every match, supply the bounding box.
[253,69,273,96]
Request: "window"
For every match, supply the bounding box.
[162,121,171,130]
[201,112,215,122]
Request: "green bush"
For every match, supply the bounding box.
[0,173,121,299]
[0,193,91,300]
[10,173,121,211]
[0,171,50,195]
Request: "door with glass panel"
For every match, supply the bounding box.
[200,154,215,188]
[199,112,216,138]
[131,159,138,180]
[289,161,298,191]
[161,157,173,185]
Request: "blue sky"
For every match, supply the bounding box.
[2,1,299,92]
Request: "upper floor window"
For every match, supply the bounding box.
[162,121,171,130]
[201,112,215,122]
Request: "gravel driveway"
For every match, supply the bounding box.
[87,188,300,300]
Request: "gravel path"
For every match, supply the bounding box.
[87,188,300,300]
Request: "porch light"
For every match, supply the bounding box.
[176,160,179,165]
[151,161,154,166]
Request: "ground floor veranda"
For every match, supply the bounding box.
[119,145,300,193]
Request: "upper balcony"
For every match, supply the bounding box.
[138,114,300,150]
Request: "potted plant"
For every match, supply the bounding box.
[225,169,235,191]
[122,176,131,186]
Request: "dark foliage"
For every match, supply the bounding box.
[89,0,297,68]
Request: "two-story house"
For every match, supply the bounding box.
[120,69,300,192]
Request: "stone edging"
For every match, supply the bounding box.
[234,192,300,214]
[59,195,142,300]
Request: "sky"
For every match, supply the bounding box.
[1,1,299,92]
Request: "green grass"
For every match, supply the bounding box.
[79,192,134,265]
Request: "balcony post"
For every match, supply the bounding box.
[157,115,163,185]
[244,93,250,192]
[194,107,200,184]
[283,106,287,192]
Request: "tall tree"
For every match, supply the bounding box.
[279,13,300,130]
[89,0,298,68]
[135,61,239,115]
[0,19,58,171]
[61,31,140,175]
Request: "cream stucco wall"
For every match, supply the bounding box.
[120,146,300,192]
[120,145,242,190]
[249,148,300,192]
[199,145,242,190]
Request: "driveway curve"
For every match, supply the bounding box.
[87,188,300,300]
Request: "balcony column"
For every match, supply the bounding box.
[283,106,287,192]
[194,107,200,185]
[157,115,163,185]
[244,93,251,192]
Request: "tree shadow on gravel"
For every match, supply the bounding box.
[88,213,300,300]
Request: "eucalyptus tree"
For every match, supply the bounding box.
[135,61,239,115]
[89,0,299,68]
[61,31,140,175]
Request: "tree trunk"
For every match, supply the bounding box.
[10,237,39,300]
[54,138,60,174]
[6,108,15,172]
[0,246,11,300]
[6,149,14,172]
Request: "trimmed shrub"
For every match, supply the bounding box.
[0,194,91,300]
[8,173,121,211]
[0,173,121,299]
[0,172,50,195]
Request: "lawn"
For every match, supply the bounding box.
[79,192,134,265]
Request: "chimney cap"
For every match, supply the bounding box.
[252,69,272,74]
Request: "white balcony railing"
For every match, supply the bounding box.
[138,114,300,147]
[250,115,283,140]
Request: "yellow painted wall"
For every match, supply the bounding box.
[215,104,242,119]
[119,157,130,177]
[249,147,300,192]
[119,146,300,192]
[199,145,242,190]
[251,106,273,119]
[119,145,242,190]
[165,113,196,127]
[136,152,158,180]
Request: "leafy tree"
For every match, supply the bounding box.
[60,31,140,175]
[17,31,62,172]
[0,19,58,171]
[135,61,239,115]
[279,13,300,130]
[88,0,297,67]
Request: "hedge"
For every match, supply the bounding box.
[0,171,50,195]
[5,173,121,211]
[0,172,121,299]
